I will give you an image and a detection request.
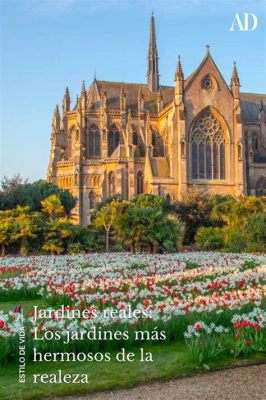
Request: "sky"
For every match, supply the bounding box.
[0,0,266,182]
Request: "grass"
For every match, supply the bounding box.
[0,299,45,313]
[0,342,265,400]
[1,294,266,399]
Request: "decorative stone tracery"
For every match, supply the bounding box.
[191,109,226,180]
[201,74,216,91]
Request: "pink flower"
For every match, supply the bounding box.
[194,322,201,330]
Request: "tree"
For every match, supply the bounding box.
[0,177,76,216]
[42,217,72,255]
[94,199,130,252]
[66,225,102,254]
[175,190,213,244]
[0,210,14,256]
[133,193,173,212]
[41,194,65,220]
[195,226,224,250]
[194,195,266,252]
[0,175,27,209]
[211,195,264,228]
[11,206,38,256]
[116,206,184,253]
[149,213,184,252]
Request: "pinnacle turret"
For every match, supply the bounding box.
[81,80,86,96]
[259,98,265,122]
[175,56,184,81]
[147,13,159,92]
[52,105,60,131]
[260,98,264,113]
[120,85,126,111]
[138,87,144,113]
[127,108,132,127]
[230,61,240,87]
[62,87,70,113]
[230,61,240,99]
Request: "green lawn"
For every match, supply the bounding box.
[0,341,265,400]
[1,299,266,400]
[0,299,45,313]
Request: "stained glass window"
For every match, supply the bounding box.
[191,110,226,180]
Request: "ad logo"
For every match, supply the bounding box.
[230,13,258,31]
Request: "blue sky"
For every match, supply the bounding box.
[1,0,266,181]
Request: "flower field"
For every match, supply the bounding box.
[0,252,266,365]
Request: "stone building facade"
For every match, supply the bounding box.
[48,14,266,225]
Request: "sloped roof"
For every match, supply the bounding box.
[86,80,174,113]
[83,67,265,123]
[240,92,266,123]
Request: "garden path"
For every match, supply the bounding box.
[56,364,266,400]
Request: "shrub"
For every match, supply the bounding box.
[67,242,85,254]
[116,207,184,253]
[195,227,224,250]
[224,227,247,253]
[245,214,266,253]
[175,191,213,244]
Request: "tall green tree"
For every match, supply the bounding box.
[41,194,65,220]
[116,206,184,253]
[0,177,76,215]
[94,199,130,252]
[0,209,14,256]
[11,206,38,256]
[133,193,174,212]
[42,217,72,255]
[0,175,27,209]
[175,190,214,244]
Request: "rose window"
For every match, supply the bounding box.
[201,75,215,91]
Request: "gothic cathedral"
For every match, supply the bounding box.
[48,14,266,225]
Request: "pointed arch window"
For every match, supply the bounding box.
[151,129,164,157]
[108,125,120,157]
[87,125,100,158]
[108,172,115,196]
[89,191,95,209]
[255,176,266,196]
[252,133,258,152]
[133,129,145,157]
[136,171,144,195]
[191,109,226,180]
[68,128,75,159]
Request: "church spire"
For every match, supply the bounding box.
[147,12,159,92]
